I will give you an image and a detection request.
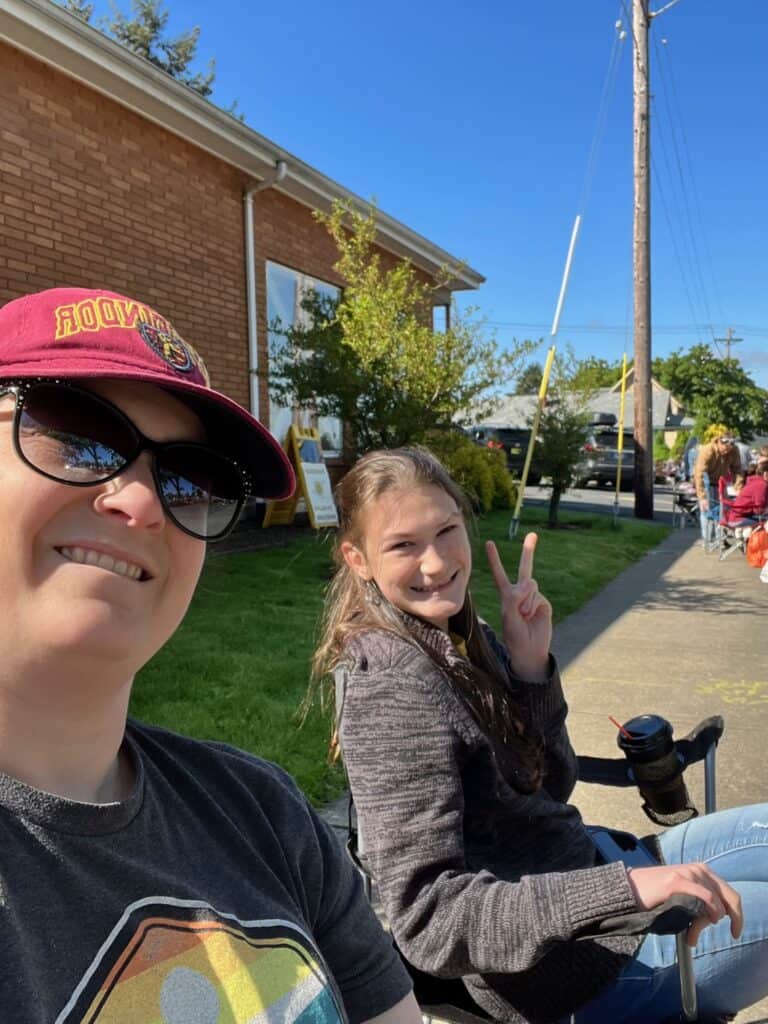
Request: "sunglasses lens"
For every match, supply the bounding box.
[15,383,243,540]
[157,445,243,540]
[17,383,135,482]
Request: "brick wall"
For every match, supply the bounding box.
[0,41,438,440]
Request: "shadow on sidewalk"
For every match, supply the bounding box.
[553,529,704,672]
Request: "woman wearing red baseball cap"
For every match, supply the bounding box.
[0,288,420,1022]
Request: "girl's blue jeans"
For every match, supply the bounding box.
[566,803,768,1022]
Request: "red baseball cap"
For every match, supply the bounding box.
[0,287,294,501]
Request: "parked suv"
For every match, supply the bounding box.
[467,426,543,485]
[574,415,635,488]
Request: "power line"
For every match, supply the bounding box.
[470,320,768,333]
[652,33,718,348]
[577,13,627,216]
[650,151,713,350]
[655,34,728,329]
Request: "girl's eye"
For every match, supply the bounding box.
[438,524,457,536]
[386,540,412,552]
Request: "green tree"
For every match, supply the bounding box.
[531,350,594,526]
[571,356,627,390]
[652,345,768,440]
[268,201,535,453]
[104,0,215,96]
[515,362,544,395]
[59,0,95,20]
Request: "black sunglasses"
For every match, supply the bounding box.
[0,379,249,541]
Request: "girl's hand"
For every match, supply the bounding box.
[485,533,552,682]
[627,863,743,946]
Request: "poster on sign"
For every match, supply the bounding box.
[263,425,339,529]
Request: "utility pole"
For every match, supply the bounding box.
[715,327,743,360]
[632,0,654,518]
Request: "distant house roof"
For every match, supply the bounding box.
[608,367,668,393]
[0,0,484,292]
[470,385,694,432]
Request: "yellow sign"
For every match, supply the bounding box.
[263,425,339,529]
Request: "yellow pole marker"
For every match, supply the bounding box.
[613,353,629,520]
[509,344,556,538]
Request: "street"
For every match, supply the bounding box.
[522,480,680,526]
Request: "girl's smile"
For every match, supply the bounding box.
[410,569,460,593]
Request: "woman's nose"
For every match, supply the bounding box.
[92,454,166,532]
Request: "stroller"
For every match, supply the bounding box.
[672,481,699,529]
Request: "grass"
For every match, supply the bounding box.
[129,507,669,806]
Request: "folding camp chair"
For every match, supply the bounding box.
[334,668,729,1024]
[713,477,747,561]
[671,481,699,530]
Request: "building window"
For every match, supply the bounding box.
[266,261,343,456]
[433,304,449,333]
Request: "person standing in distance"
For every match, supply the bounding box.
[694,433,744,543]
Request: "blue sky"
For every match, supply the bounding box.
[88,0,767,387]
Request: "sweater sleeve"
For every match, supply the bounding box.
[484,627,577,802]
[340,652,637,980]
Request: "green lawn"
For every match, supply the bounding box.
[130,508,669,805]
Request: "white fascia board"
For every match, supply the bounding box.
[1,0,484,292]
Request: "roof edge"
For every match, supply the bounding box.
[0,0,484,292]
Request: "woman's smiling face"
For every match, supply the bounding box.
[342,483,472,631]
[0,379,207,679]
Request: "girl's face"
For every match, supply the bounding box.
[342,483,471,632]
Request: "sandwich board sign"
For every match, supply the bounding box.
[263,424,339,529]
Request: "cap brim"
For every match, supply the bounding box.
[5,363,295,501]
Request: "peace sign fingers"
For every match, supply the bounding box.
[517,532,538,583]
[485,533,552,682]
[485,532,539,596]
[485,540,514,597]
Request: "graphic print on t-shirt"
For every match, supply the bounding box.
[56,897,344,1023]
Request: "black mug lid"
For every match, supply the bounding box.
[617,713,673,752]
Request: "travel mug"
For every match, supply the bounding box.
[617,714,689,815]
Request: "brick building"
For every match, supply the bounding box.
[0,0,482,475]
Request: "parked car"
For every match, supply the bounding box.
[466,426,543,485]
[574,416,635,489]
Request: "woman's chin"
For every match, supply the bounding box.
[41,612,149,669]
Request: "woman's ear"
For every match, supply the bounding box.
[340,540,371,581]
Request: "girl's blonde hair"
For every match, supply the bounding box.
[313,446,543,791]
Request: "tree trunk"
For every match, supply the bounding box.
[548,484,563,527]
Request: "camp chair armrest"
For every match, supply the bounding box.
[576,716,724,787]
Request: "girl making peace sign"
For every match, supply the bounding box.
[314,447,768,1024]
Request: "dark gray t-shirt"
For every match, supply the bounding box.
[0,719,410,1022]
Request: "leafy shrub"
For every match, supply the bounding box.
[653,433,671,461]
[421,430,517,512]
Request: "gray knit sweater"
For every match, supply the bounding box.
[339,621,642,1023]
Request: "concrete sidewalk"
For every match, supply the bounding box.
[321,523,768,1021]
[556,525,768,1023]
[559,525,766,829]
